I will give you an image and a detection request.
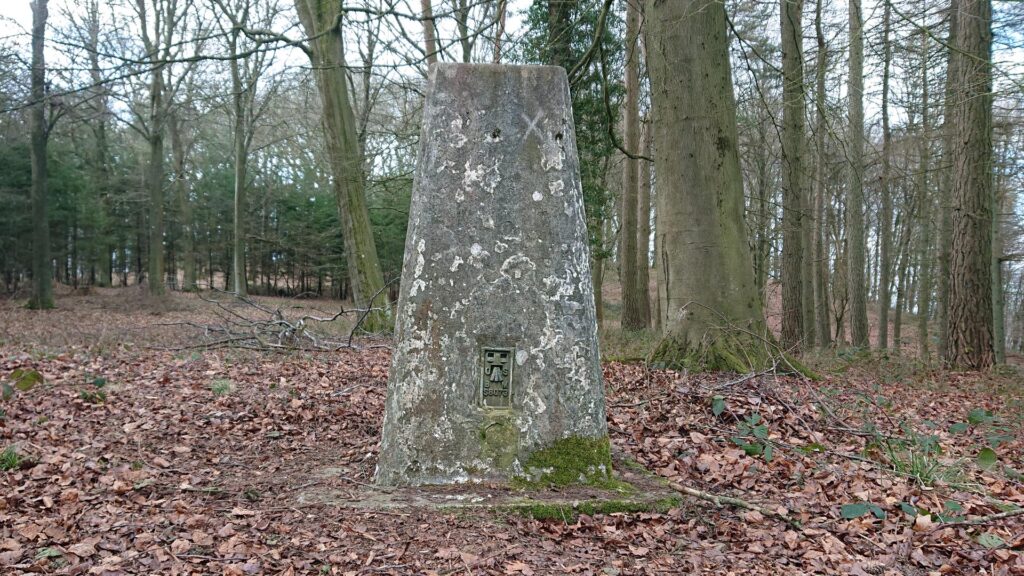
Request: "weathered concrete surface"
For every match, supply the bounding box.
[375,63,606,486]
[307,454,678,517]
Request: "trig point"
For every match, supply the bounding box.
[376,63,608,487]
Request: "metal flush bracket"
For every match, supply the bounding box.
[480,347,514,409]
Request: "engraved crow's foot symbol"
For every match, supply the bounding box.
[488,366,505,382]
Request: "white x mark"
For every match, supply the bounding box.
[521,110,545,141]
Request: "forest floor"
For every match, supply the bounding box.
[1,286,1024,575]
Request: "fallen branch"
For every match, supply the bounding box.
[932,507,1024,529]
[154,281,397,352]
[668,481,802,529]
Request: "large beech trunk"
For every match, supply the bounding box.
[646,0,775,372]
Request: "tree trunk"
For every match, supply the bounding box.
[86,0,111,288]
[638,118,652,327]
[813,0,831,348]
[992,154,1006,364]
[893,211,913,350]
[937,0,958,360]
[646,0,775,372]
[780,0,805,350]
[915,22,932,360]
[493,0,507,63]
[878,0,893,350]
[170,113,196,291]
[421,0,438,66]
[455,0,471,62]
[945,0,994,370]
[147,71,166,297]
[230,27,247,296]
[620,0,644,332]
[593,218,605,327]
[547,0,575,68]
[29,0,53,310]
[846,0,869,348]
[295,0,390,328]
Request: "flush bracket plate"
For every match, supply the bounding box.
[480,347,514,409]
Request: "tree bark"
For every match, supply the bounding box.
[169,112,196,291]
[846,0,869,347]
[547,0,575,69]
[29,0,53,310]
[620,0,644,331]
[229,25,247,296]
[646,0,775,372]
[780,0,806,350]
[146,69,166,297]
[878,0,893,349]
[295,0,390,328]
[812,0,830,347]
[455,0,471,62]
[638,118,652,327]
[915,20,932,360]
[493,0,507,63]
[421,0,438,66]
[945,0,995,370]
[992,147,1007,364]
[937,0,958,360]
[85,0,111,288]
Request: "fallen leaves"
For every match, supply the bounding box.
[1,292,1023,574]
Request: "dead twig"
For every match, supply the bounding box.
[931,507,1024,529]
[153,285,397,353]
[668,481,802,529]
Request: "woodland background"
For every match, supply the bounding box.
[0,0,1021,365]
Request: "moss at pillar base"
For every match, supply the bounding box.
[513,436,618,488]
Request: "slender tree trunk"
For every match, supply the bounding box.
[915,22,932,360]
[894,211,913,350]
[147,72,166,297]
[937,0,958,360]
[29,0,53,310]
[170,114,195,291]
[230,28,247,296]
[754,144,770,301]
[646,0,776,372]
[421,0,438,66]
[594,241,607,332]
[638,118,652,327]
[878,0,894,349]
[945,0,994,370]
[455,0,471,62]
[295,0,390,327]
[813,0,830,347]
[547,0,574,68]
[780,0,806,349]
[86,0,111,288]
[493,0,507,63]
[992,155,1006,363]
[620,0,644,331]
[847,0,869,347]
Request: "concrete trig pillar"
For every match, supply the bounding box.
[376,64,607,487]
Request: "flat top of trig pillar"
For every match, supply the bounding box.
[429,62,569,79]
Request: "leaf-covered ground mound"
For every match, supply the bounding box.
[1,289,1023,574]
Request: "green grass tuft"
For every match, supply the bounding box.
[1,446,22,471]
[210,379,234,396]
